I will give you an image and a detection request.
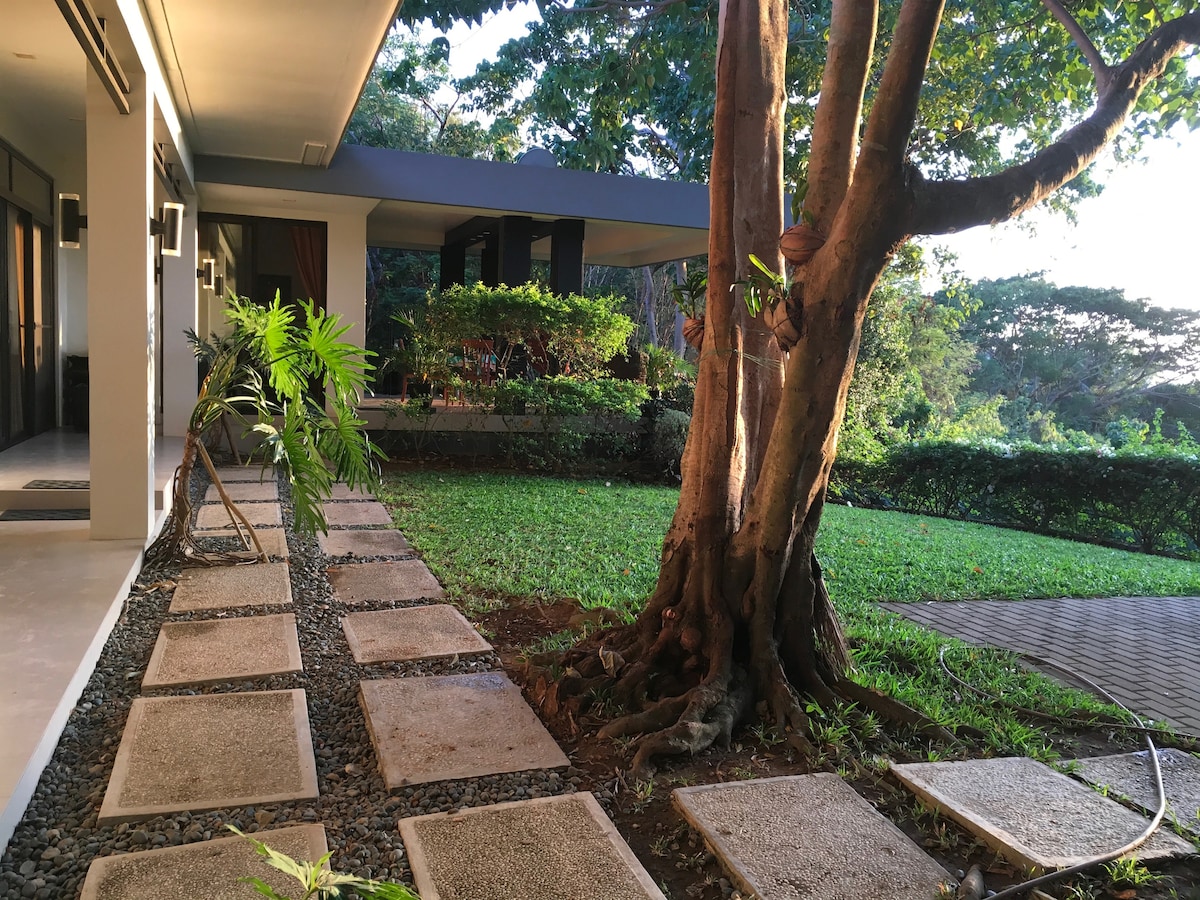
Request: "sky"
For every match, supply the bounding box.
[407,4,1200,312]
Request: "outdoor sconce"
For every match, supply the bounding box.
[150,201,184,257]
[58,193,87,249]
[198,258,216,290]
[214,273,225,296]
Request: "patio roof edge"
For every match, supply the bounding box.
[194,146,711,230]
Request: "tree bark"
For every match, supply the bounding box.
[555,1,1200,778]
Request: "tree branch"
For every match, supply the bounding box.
[1041,0,1111,94]
[858,0,946,171]
[912,12,1200,237]
[804,0,878,232]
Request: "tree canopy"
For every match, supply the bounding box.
[405,1,1196,197]
[958,276,1200,431]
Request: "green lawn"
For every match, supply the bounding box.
[376,469,1200,612]
[377,468,1200,754]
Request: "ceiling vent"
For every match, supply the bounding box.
[301,142,327,166]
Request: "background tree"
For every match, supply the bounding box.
[956,275,1200,432]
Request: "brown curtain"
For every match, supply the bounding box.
[290,225,326,307]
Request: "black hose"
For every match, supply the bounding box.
[936,646,1170,899]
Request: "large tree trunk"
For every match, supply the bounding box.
[553,0,1200,777]
[553,0,950,777]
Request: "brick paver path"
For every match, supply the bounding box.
[880,596,1200,735]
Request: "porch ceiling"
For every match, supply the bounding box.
[143,0,402,165]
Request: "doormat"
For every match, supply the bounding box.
[22,479,90,490]
[0,508,90,520]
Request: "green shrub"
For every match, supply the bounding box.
[843,441,1200,556]
[428,282,634,377]
[488,376,647,419]
[649,409,691,481]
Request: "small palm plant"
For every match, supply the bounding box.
[146,293,381,567]
[230,827,419,899]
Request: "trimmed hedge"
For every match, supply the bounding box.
[838,442,1200,556]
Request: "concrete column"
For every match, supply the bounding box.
[497,215,533,287]
[325,210,367,349]
[481,235,498,287]
[161,202,198,436]
[439,242,466,290]
[550,219,585,296]
[86,68,155,540]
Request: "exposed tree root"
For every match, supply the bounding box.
[554,565,959,778]
[145,439,266,569]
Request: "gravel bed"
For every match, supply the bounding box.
[0,470,577,899]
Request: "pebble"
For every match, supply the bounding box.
[0,472,546,900]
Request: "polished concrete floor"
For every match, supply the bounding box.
[0,430,182,852]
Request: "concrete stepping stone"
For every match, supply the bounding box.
[322,500,393,527]
[342,605,492,664]
[399,793,665,900]
[891,757,1194,870]
[360,673,568,788]
[98,689,318,823]
[211,466,275,483]
[204,481,279,504]
[196,501,281,530]
[673,774,952,900]
[318,529,410,557]
[1070,748,1200,838]
[142,613,302,688]
[328,560,443,605]
[201,527,289,559]
[80,824,327,899]
[170,562,292,612]
[328,483,376,501]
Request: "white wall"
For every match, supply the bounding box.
[198,197,377,344]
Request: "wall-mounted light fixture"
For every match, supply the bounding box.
[58,193,87,248]
[214,273,225,296]
[198,258,216,290]
[150,201,184,256]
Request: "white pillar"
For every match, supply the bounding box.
[86,68,155,540]
[325,211,368,409]
[325,211,368,343]
[161,203,198,436]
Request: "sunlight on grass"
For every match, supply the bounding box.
[378,470,1200,610]
[376,469,1195,753]
[377,470,677,613]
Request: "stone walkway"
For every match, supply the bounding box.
[22,477,1199,899]
[881,596,1200,735]
[76,477,663,898]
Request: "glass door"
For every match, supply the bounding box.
[0,200,56,451]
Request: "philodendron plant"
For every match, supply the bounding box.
[230,827,419,899]
[145,293,381,567]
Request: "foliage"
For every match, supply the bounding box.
[487,375,648,419]
[377,470,1200,610]
[643,345,695,393]
[230,827,418,899]
[427,282,635,377]
[850,438,1200,555]
[841,254,979,460]
[955,276,1200,432]
[183,294,379,537]
[345,31,520,161]
[738,253,793,317]
[648,408,691,481]
[448,2,1196,188]
[668,266,707,320]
